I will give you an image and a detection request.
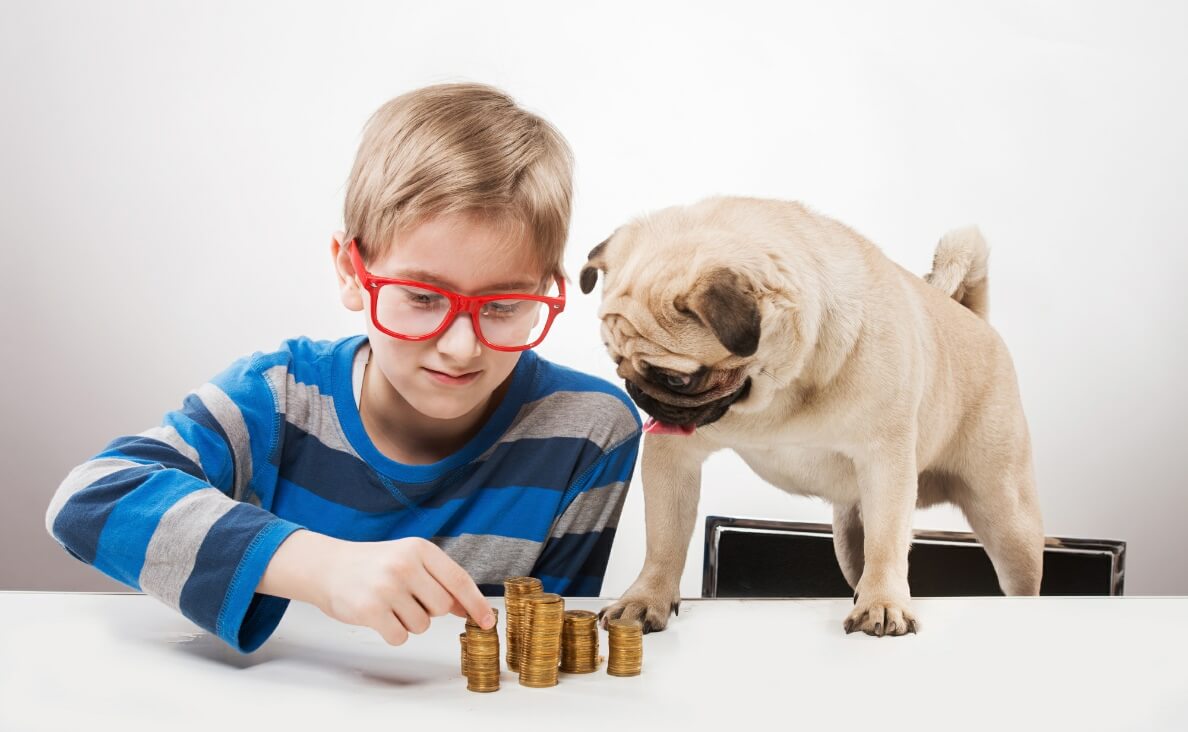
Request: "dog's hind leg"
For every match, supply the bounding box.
[954,456,1044,596]
[831,502,865,591]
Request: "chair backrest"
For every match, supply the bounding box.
[702,516,1126,598]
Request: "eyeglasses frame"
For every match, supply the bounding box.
[347,239,566,352]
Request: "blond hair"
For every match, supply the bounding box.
[344,83,574,279]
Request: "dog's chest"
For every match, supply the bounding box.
[731,443,860,503]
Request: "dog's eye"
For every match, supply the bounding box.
[664,373,692,388]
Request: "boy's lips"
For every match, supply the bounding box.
[423,367,481,386]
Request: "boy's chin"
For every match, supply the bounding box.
[408,391,490,422]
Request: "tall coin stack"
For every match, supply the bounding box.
[464,608,500,693]
[518,592,565,688]
[503,576,543,672]
[606,618,643,677]
[560,610,600,673]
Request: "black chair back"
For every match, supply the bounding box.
[702,516,1126,598]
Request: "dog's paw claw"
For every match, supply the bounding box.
[600,593,678,633]
[844,596,917,638]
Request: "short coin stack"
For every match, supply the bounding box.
[606,618,643,677]
[518,592,565,688]
[560,610,600,673]
[459,631,468,676]
[503,576,543,672]
[464,608,500,693]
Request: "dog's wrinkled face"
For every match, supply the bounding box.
[580,223,763,434]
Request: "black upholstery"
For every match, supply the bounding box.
[702,516,1126,598]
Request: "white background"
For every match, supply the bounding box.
[2,0,1186,598]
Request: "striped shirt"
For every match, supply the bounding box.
[45,335,641,652]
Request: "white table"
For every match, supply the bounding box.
[1,593,1185,731]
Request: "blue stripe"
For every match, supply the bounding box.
[276,423,607,512]
[278,422,405,512]
[176,395,235,493]
[409,487,562,540]
[536,573,605,597]
[97,436,206,480]
[92,470,209,587]
[272,336,338,391]
[52,465,161,566]
[571,436,638,495]
[535,529,616,583]
[412,437,605,506]
[219,518,301,653]
[272,477,565,543]
[178,503,276,636]
[286,346,331,392]
[272,477,406,540]
[234,593,291,654]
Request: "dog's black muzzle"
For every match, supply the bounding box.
[625,377,752,429]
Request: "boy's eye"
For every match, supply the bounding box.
[400,287,445,307]
[482,301,521,317]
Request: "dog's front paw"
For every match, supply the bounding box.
[598,590,680,633]
[843,592,919,637]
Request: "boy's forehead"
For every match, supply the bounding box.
[369,213,548,291]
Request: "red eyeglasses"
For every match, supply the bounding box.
[348,239,566,352]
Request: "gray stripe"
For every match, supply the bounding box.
[46,458,144,537]
[549,480,629,538]
[138,488,236,609]
[477,390,638,462]
[195,382,253,501]
[263,365,359,459]
[432,534,543,586]
[137,425,204,475]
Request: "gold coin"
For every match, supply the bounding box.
[518,593,565,688]
[503,577,542,672]
[463,614,501,693]
[560,610,600,673]
[459,632,468,676]
[464,606,499,629]
[606,619,643,677]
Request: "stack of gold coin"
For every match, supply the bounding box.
[518,593,565,688]
[560,610,599,673]
[459,631,468,676]
[606,619,643,677]
[464,608,500,693]
[503,576,543,672]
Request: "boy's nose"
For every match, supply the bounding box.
[435,313,483,362]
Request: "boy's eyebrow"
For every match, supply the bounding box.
[394,269,539,293]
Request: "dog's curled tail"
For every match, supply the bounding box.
[924,227,990,320]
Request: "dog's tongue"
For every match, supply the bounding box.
[643,417,696,436]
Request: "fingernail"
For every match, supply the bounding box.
[483,612,495,628]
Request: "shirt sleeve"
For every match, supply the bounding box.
[532,430,641,597]
[45,352,303,653]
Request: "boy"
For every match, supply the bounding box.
[45,83,641,653]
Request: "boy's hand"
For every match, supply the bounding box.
[259,531,495,646]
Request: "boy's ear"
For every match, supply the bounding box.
[579,236,611,294]
[331,232,365,312]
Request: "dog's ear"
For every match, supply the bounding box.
[677,268,761,357]
[579,237,610,294]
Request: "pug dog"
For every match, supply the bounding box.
[584,196,1043,636]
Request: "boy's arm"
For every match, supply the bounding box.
[45,353,302,652]
[532,431,641,596]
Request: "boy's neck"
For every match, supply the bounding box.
[358,359,512,466]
